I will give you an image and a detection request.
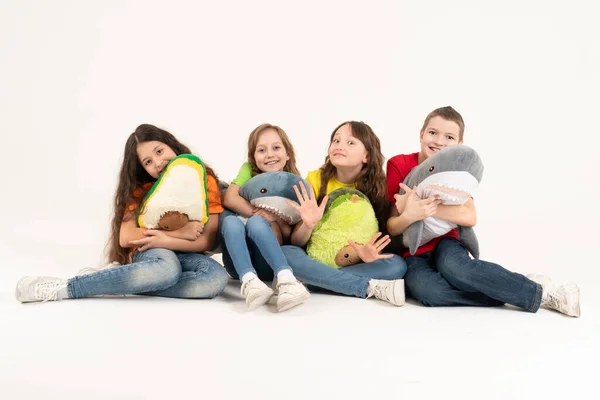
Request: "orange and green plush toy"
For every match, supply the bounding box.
[137,154,209,231]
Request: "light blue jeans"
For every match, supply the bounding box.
[221,212,291,281]
[281,245,407,298]
[67,248,229,299]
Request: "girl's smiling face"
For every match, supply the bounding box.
[137,140,177,179]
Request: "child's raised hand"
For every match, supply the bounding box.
[402,186,442,223]
[348,232,393,264]
[129,229,173,252]
[286,181,328,230]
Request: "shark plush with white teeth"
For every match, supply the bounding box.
[239,172,308,225]
[399,145,483,257]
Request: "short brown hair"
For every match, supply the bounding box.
[247,123,300,176]
[421,106,465,141]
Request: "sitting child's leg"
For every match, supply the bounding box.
[221,214,273,310]
[246,215,310,312]
[16,248,182,302]
[434,238,580,316]
[404,253,503,307]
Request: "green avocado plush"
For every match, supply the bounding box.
[306,188,378,268]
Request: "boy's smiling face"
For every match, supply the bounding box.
[419,116,462,161]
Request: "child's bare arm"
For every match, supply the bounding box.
[386,186,441,236]
[387,209,414,237]
[434,198,477,227]
[223,183,255,217]
[119,217,148,248]
[128,214,220,252]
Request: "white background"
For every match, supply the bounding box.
[1,1,598,399]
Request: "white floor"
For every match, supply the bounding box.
[1,260,598,400]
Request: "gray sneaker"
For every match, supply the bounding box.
[15,276,68,303]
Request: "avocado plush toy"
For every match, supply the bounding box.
[306,188,378,268]
[138,154,209,231]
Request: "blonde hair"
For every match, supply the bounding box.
[247,123,300,176]
[421,106,465,141]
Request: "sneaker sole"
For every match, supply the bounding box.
[564,283,581,317]
[277,290,311,312]
[15,276,26,302]
[392,283,406,307]
[15,276,34,303]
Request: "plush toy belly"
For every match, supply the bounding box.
[138,154,209,229]
[306,189,378,268]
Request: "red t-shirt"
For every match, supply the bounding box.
[386,152,459,257]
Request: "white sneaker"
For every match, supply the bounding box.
[241,277,274,311]
[527,273,580,317]
[15,276,68,303]
[367,279,405,306]
[276,278,310,312]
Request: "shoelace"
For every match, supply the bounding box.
[372,284,389,301]
[37,280,69,303]
[544,290,563,311]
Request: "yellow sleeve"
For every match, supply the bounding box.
[305,170,322,199]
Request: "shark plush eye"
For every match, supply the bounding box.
[429,166,435,172]
[260,188,268,194]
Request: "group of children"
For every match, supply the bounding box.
[15,107,581,317]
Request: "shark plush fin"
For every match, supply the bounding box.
[458,226,480,259]
[403,220,425,256]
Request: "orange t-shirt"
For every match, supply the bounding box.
[124,174,223,256]
[126,174,224,217]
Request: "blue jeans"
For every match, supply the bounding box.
[281,245,407,298]
[404,238,542,312]
[67,248,229,299]
[221,213,291,281]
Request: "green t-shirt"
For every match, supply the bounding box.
[231,162,253,186]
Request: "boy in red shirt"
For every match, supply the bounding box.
[386,106,580,317]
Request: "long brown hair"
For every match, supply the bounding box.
[247,123,301,176]
[107,124,218,264]
[318,121,389,230]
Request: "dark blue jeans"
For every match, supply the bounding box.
[404,238,542,312]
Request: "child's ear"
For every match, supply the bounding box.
[419,130,424,140]
[363,154,368,164]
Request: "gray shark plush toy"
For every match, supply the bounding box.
[399,145,483,257]
[239,171,309,225]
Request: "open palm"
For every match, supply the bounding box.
[348,232,393,263]
[286,181,328,229]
